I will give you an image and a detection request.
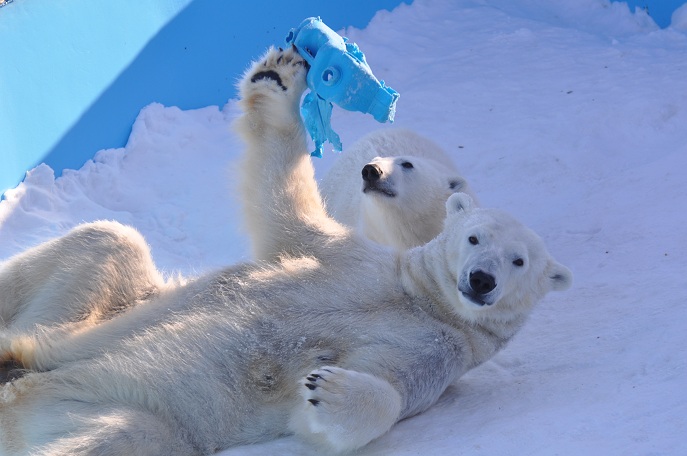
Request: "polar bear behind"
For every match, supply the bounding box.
[320,129,478,250]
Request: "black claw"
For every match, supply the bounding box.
[305,383,316,390]
[306,376,317,382]
[308,399,320,406]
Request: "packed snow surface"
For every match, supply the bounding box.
[1,0,686,454]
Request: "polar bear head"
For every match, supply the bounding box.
[359,154,473,250]
[438,193,572,323]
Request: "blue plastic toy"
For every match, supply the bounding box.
[285,17,399,157]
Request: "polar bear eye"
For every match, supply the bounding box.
[468,236,479,245]
[401,161,414,169]
[513,258,525,267]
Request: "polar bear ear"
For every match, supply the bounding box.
[446,192,474,215]
[547,260,573,291]
[448,176,467,192]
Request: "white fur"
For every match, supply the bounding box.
[0,221,166,369]
[289,366,402,452]
[0,47,571,455]
[320,129,478,250]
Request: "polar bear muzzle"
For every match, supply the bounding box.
[459,269,497,307]
[361,163,396,197]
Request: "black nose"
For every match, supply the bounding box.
[362,164,382,182]
[469,270,496,295]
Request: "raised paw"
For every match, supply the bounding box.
[239,46,308,117]
[249,46,307,89]
[289,366,402,453]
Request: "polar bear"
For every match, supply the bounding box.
[320,129,478,250]
[0,47,571,455]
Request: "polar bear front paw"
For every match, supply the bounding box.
[289,366,402,453]
[238,47,308,127]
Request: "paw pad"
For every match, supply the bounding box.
[250,70,287,91]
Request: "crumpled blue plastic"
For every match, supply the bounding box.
[286,17,399,157]
[300,92,342,158]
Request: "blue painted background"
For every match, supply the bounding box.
[619,0,686,27]
[0,0,684,195]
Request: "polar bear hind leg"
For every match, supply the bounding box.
[0,385,193,456]
[0,221,164,368]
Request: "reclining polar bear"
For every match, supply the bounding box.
[0,47,571,455]
[320,129,478,250]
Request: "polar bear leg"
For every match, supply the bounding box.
[289,366,402,453]
[235,47,346,262]
[1,388,193,456]
[0,221,164,366]
[36,410,193,456]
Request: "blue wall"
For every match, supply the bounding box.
[0,0,406,195]
[617,0,686,28]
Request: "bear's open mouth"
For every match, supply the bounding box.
[460,290,492,306]
[362,184,396,198]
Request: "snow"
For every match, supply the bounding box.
[673,3,687,31]
[2,0,686,454]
